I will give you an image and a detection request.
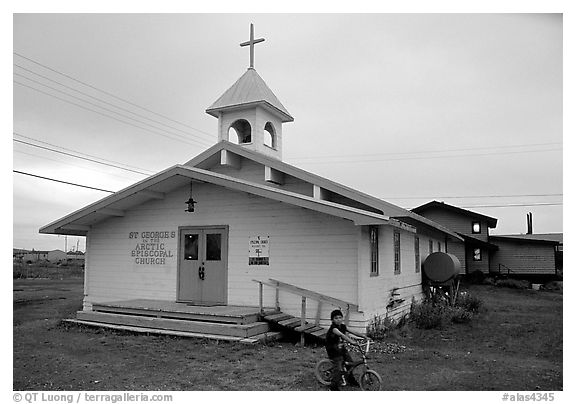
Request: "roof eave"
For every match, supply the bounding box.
[40,165,393,235]
[206,101,294,123]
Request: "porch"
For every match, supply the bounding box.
[67,298,282,343]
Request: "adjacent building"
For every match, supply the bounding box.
[20,249,67,263]
[412,201,562,278]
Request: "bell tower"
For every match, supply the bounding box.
[205,24,293,161]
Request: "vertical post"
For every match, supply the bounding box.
[258,282,263,314]
[344,304,350,326]
[275,284,280,312]
[300,296,307,346]
[315,300,323,326]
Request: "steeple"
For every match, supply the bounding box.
[205,24,293,160]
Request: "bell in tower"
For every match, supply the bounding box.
[205,24,293,161]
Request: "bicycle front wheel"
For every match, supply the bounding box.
[359,369,383,391]
[314,359,334,386]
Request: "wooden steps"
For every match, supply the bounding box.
[71,300,284,343]
[64,319,282,344]
[92,300,267,325]
[76,311,269,338]
[263,311,327,342]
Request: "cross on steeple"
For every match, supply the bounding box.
[240,23,265,69]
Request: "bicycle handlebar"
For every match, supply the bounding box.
[345,338,372,354]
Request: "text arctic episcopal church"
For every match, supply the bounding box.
[40,26,462,335]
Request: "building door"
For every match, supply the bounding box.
[178,227,228,305]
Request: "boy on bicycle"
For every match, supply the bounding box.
[325,309,365,390]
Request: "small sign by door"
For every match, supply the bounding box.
[249,235,269,265]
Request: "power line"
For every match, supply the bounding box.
[14,138,151,176]
[288,142,563,161]
[14,76,213,148]
[15,80,212,148]
[13,132,154,174]
[13,169,561,208]
[13,170,115,193]
[459,202,562,208]
[14,65,215,146]
[290,147,562,164]
[385,193,563,200]
[14,149,142,181]
[14,51,215,139]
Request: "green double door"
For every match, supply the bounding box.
[177,227,228,305]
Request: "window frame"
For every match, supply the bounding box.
[473,248,482,261]
[394,231,401,275]
[369,225,379,276]
[472,221,481,234]
[414,236,420,273]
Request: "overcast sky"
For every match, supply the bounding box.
[12,13,563,251]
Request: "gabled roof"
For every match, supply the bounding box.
[184,141,463,242]
[412,200,498,228]
[206,68,293,122]
[40,165,406,236]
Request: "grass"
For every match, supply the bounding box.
[13,261,84,279]
[13,276,562,391]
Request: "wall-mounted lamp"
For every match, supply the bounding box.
[185,181,197,213]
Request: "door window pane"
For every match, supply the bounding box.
[184,234,198,260]
[206,233,222,261]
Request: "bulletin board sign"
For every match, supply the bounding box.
[249,235,269,265]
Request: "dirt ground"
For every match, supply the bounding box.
[13,277,562,391]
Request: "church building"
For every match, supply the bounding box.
[40,25,463,336]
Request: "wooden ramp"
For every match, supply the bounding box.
[69,299,283,344]
[253,278,360,345]
[263,312,328,342]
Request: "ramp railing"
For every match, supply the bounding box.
[253,278,359,345]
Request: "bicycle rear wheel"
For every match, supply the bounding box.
[359,369,383,391]
[314,359,334,386]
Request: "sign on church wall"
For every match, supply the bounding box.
[129,231,175,265]
[249,235,269,265]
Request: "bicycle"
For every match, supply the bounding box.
[315,338,383,391]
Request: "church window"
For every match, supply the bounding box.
[228,119,252,144]
[264,122,276,149]
[369,226,379,276]
[394,231,401,275]
[415,236,420,273]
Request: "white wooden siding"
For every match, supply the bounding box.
[85,182,359,320]
[355,226,446,329]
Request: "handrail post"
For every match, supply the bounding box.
[344,304,350,326]
[258,281,263,314]
[315,300,323,326]
[300,296,306,346]
[275,285,280,311]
